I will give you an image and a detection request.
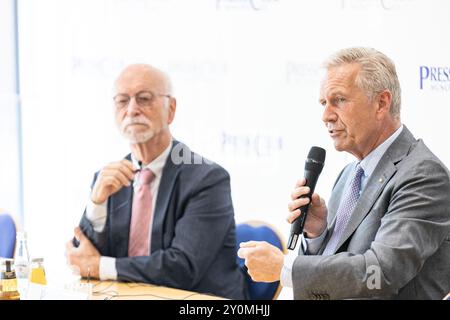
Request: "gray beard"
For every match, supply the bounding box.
[121,129,155,144]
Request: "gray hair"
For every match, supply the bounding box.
[323,47,401,120]
[160,69,174,96]
[160,69,174,108]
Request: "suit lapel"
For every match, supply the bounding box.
[332,126,416,253]
[151,140,182,251]
[110,182,133,257]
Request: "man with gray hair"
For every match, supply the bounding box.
[66,64,247,299]
[239,47,450,299]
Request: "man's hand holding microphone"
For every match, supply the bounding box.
[238,147,327,282]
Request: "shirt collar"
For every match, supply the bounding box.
[131,140,173,180]
[359,124,404,178]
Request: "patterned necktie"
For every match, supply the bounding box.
[322,164,364,255]
[128,169,155,257]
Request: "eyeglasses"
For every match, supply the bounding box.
[113,90,171,110]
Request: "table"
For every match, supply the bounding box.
[85,280,226,300]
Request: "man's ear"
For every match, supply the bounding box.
[376,90,392,119]
[167,97,177,125]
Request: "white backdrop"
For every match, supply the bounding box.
[17,0,450,298]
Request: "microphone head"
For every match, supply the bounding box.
[307,146,326,164]
[305,146,326,173]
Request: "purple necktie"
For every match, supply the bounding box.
[128,169,155,257]
[322,164,364,255]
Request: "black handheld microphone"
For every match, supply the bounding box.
[287,146,326,250]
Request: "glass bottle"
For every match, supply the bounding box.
[0,258,20,300]
[29,258,47,285]
[14,231,30,296]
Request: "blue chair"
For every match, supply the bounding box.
[236,220,287,300]
[0,213,16,258]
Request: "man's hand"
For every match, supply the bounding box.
[237,241,284,282]
[287,177,328,238]
[65,227,101,279]
[91,159,136,204]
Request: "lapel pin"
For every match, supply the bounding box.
[379,178,384,183]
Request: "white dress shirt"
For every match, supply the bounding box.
[281,125,404,287]
[85,141,173,280]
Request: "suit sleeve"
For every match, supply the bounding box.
[292,159,450,299]
[78,172,111,256]
[115,166,235,291]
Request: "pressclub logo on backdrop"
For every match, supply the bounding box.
[419,66,450,92]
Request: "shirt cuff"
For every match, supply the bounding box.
[280,253,296,288]
[99,257,117,281]
[85,199,107,233]
[303,229,328,255]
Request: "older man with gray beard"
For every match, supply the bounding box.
[66,64,247,300]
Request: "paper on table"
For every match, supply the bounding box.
[23,283,90,300]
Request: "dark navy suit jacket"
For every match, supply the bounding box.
[79,140,247,299]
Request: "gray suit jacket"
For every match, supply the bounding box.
[79,140,247,299]
[293,126,450,299]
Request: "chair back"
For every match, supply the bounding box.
[0,213,16,258]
